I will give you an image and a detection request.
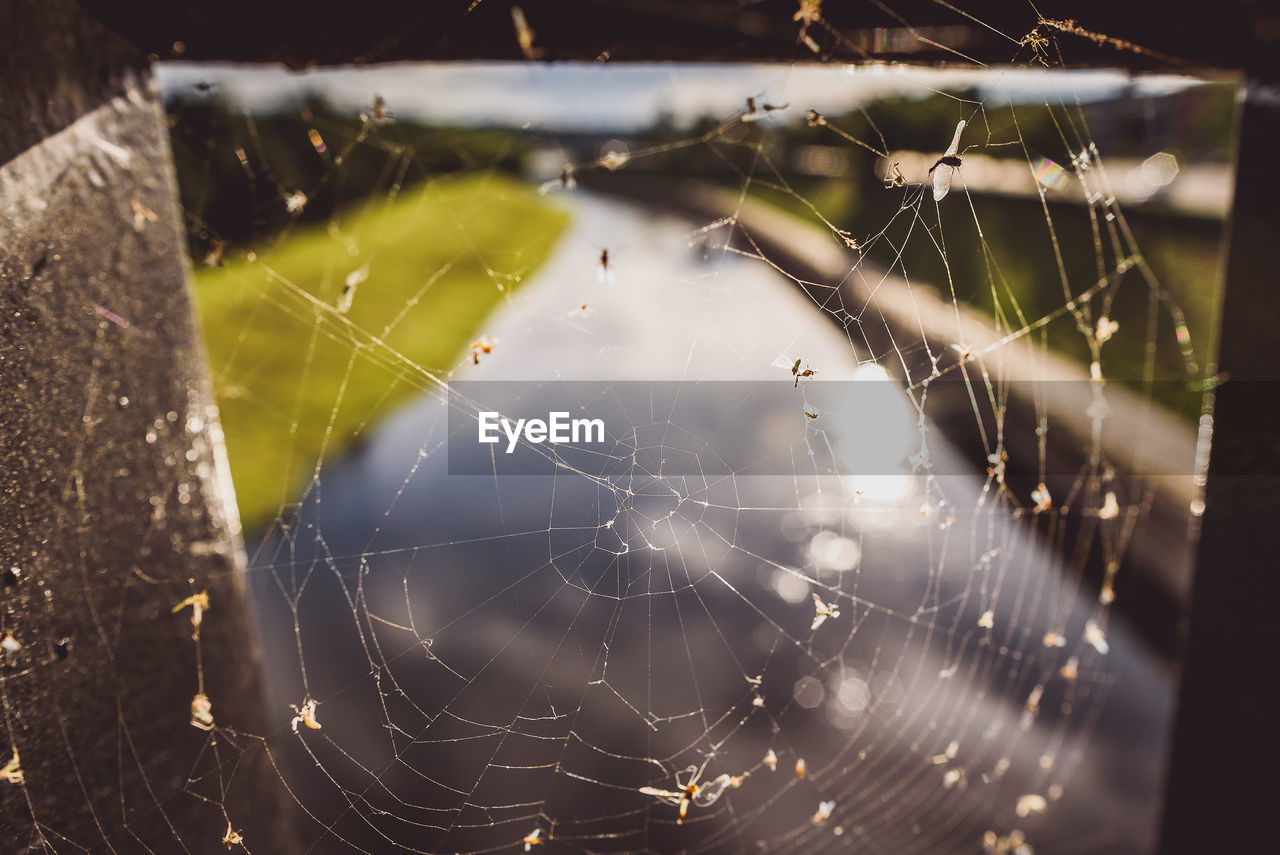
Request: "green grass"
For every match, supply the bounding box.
[193,172,571,531]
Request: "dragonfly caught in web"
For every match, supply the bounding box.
[929,120,966,201]
[639,758,733,825]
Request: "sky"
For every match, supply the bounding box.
[154,61,1207,133]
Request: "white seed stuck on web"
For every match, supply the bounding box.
[1098,491,1120,520]
[1022,683,1044,730]
[190,693,215,731]
[0,631,21,659]
[599,145,630,171]
[930,120,966,201]
[1096,315,1119,344]
[1031,482,1053,514]
[985,828,1033,854]
[172,590,210,640]
[811,799,835,825]
[811,593,840,630]
[222,821,243,848]
[1,748,21,785]
[1015,793,1048,818]
[1042,631,1066,648]
[987,451,1007,484]
[1084,619,1110,655]
[522,827,544,850]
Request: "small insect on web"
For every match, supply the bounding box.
[639,758,733,825]
[776,354,817,387]
[290,698,321,732]
[539,166,576,195]
[811,592,839,630]
[510,6,542,61]
[470,336,497,364]
[597,248,616,286]
[364,95,393,123]
[742,96,789,123]
[929,119,966,201]
[794,0,824,53]
[793,360,816,388]
[883,161,906,189]
[338,265,368,314]
[204,239,225,268]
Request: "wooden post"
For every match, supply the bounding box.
[1157,82,1280,852]
[0,2,297,850]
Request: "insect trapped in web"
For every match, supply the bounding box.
[639,756,733,824]
[929,120,966,201]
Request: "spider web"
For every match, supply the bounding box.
[84,10,1234,855]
